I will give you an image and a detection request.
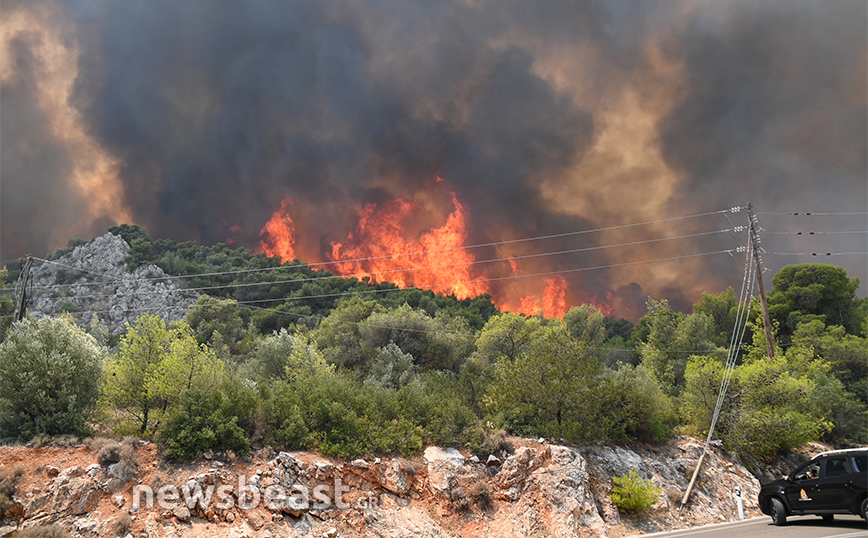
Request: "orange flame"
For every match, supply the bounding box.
[260,195,296,262]
[258,188,617,319]
[502,275,569,318]
[542,275,568,319]
[327,192,489,299]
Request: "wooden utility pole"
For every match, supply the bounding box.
[681,204,775,508]
[15,256,33,323]
[746,203,775,358]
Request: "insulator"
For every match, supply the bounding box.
[733,226,745,232]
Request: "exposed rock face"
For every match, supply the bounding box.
[28,233,198,334]
[1,437,772,538]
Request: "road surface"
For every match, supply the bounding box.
[627,515,867,538]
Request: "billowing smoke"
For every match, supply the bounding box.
[2,0,865,319]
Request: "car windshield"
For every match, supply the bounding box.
[792,461,820,481]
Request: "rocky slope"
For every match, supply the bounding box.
[26,233,197,335]
[0,436,802,538]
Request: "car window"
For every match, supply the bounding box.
[853,455,867,473]
[792,461,821,481]
[825,457,850,477]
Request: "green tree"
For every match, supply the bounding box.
[682,354,825,456]
[611,468,662,513]
[0,317,104,438]
[791,320,868,401]
[365,343,417,390]
[186,295,253,358]
[458,313,545,410]
[102,314,225,437]
[596,364,675,443]
[486,324,602,441]
[312,298,385,372]
[360,304,473,372]
[108,223,151,245]
[639,299,717,396]
[158,385,251,462]
[246,328,331,381]
[694,287,746,348]
[564,304,607,348]
[474,313,543,364]
[768,264,863,339]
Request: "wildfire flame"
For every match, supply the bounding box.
[260,195,296,261]
[542,276,568,319]
[503,274,569,319]
[327,192,489,299]
[258,186,614,318]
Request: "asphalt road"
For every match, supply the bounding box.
[626,516,868,538]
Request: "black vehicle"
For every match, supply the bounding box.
[758,448,868,525]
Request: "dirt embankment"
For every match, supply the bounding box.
[0,436,825,538]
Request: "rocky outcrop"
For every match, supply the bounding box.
[28,233,197,334]
[1,437,771,538]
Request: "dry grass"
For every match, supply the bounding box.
[14,526,72,538]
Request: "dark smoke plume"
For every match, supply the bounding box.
[2,0,865,318]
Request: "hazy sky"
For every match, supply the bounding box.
[2,0,865,317]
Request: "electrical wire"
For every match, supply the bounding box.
[28,227,738,299]
[2,249,738,320]
[763,230,867,235]
[21,208,740,292]
[759,211,868,216]
[768,251,868,256]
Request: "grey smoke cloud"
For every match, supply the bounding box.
[1,0,865,318]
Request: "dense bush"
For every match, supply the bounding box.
[158,388,251,462]
[0,317,103,439]
[262,370,425,459]
[611,468,662,513]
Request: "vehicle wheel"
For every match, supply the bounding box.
[861,498,867,520]
[770,498,787,526]
[821,514,834,522]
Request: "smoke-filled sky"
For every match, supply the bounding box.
[2,0,866,319]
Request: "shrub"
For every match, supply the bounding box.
[0,465,25,481]
[158,388,250,462]
[111,513,133,536]
[0,317,104,439]
[263,370,426,459]
[611,468,662,513]
[97,443,124,466]
[0,475,16,516]
[469,428,514,460]
[468,481,492,511]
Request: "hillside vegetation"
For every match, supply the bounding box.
[1,225,866,462]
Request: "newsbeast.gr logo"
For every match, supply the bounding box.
[132,476,378,512]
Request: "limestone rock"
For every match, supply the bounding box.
[28,233,198,336]
[376,459,410,496]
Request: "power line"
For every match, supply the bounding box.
[759,211,868,216]
[768,251,868,256]
[4,249,738,321]
[763,230,867,235]
[23,208,739,291]
[29,227,737,299]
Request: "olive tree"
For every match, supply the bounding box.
[0,316,104,438]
